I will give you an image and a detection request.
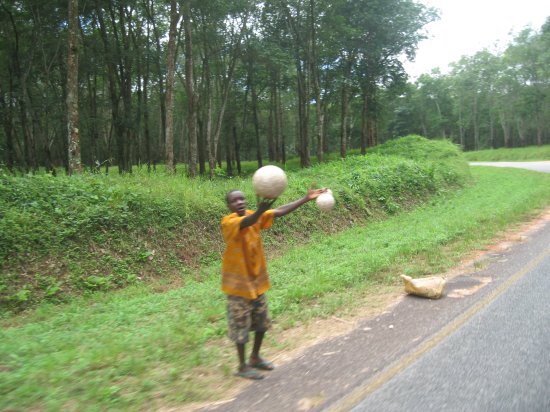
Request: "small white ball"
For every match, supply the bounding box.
[316,192,335,212]
[252,165,288,199]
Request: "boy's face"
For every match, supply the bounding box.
[227,191,247,216]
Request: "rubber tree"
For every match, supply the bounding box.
[67,0,81,175]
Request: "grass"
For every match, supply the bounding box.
[1,136,469,311]
[2,166,550,411]
[463,144,550,161]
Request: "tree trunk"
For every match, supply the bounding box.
[472,94,479,150]
[143,24,152,172]
[309,0,324,163]
[212,28,246,174]
[313,94,324,163]
[360,93,367,154]
[202,50,215,176]
[284,3,310,168]
[237,72,250,174]
[272,80,281,162]
[120,5,134,172]
[267,87,275,162]
[421,121,428,139]
[183,2,198,177]
[145,0,166,151]
[369,117,378,147]
[280,106,286,164]
[433,98,446,139]
[498,112,510,148]
[536,114,543,146]
[6,6,37,172]
[516,117,526,147]
[197,118,206,175]
[67,0,81,175]
[0,82,16,171]
[268,71,283,162]
[86,73,100,171]
[458,103,464,148]
[225,123,233,177]
[339,53,354,159]
[340,82,349,158]
[296,61,310,167]
[251,76,263,168]
[234,124,242,176]
[95,1,126,174]
[164,0,179,174]
[489,111,494,148]
[134,61,143,168]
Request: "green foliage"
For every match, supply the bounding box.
[0,137,469,311]
[1,0,438,173]
[368,135,470,185]
[370,135,462,160]
[0,171,225,261]
[387,21,550,150]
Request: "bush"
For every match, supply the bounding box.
[0,137,470,311]
[369,135,470,186]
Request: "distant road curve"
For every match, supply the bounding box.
[470,161,550,173]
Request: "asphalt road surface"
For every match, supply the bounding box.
[470,161,550,173]
[349,233,550,412]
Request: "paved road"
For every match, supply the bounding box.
[349,236,550,411]
[470,161,550,173]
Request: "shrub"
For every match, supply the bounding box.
[0,137,470,311]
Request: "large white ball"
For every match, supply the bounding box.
[316,191,335,212]
[252,165,288,199]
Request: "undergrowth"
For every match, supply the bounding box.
[0,136,469,312]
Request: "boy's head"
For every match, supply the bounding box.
[226,190,247,216]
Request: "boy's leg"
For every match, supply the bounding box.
[227,295,263,380]
[237,342,247,370]
[251,330,265,360]
[249,295,275,371]
[249,331,273,370]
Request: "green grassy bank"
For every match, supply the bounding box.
[1,136,468,312]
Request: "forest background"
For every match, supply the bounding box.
[1,0,550,176]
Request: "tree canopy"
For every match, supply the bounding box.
[1,2,548,176]
[0,0,436,174]
[391,18,550,150]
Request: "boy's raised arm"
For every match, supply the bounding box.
[240,199,276,229]
[273,188,326,218]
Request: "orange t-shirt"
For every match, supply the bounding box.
[221,210,275,299]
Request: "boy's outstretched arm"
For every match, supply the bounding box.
[240,198,276,229]
[273,188,326,218]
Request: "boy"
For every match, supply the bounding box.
[221,188,326,380]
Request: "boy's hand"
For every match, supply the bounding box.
[256,196,277,212]
[306,188,327,201]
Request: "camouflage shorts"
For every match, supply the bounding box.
[227,294,272,344]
